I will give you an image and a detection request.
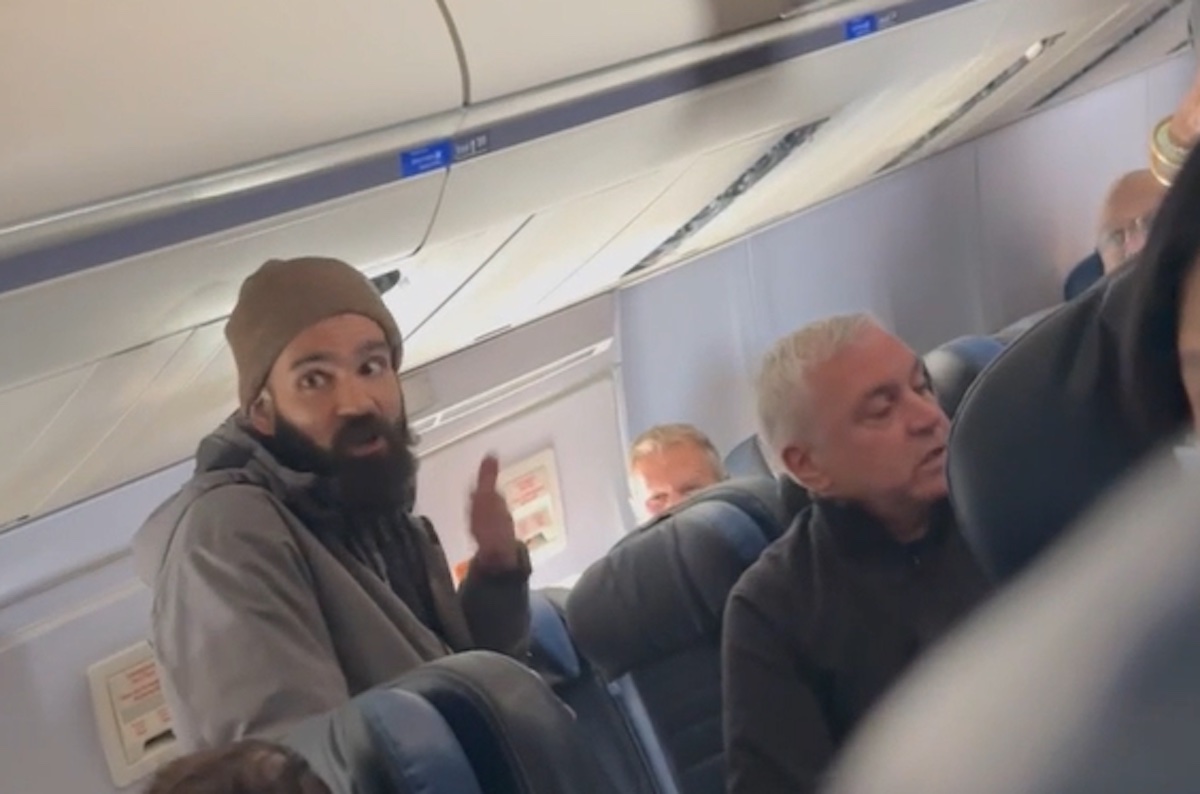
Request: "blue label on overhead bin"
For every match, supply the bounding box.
[399,140,455,178]
[844,14,879,40]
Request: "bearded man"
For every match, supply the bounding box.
[133,257,530,750]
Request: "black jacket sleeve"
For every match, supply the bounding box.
[722,589,835,794]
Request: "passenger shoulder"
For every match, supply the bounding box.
[730,517,816,612]
[174,483,297,556]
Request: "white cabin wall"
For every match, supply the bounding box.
[0,464,189,794]
[618,51,1197,458]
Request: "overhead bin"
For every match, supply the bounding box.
[0,0,463,228]
[0,179,446,392]
[441,0,788,103]
[425,0,1011,245]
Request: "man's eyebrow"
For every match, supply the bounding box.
[289,352,335,370]
[357,340,390,357]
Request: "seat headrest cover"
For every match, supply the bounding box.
[399,651,613,794]
[566,479,783,680]
[284,684,478,794]
[359,689,484,794]
[723,435,772,478]
[529,591,582,680]
[922,335,1004,418]
[826,452,1200,794]
[948,301,1156,581]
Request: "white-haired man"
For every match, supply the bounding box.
[722,314,991,794]
[628,423,727,521]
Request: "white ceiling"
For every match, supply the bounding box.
[0,0,1190,531]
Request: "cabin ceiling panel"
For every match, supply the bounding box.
[54,323,234,519]
[1,0,461,226]
[0,334,186,528]
[665,61,979,262]
[661,0,1153,263]
[1042,1,1194,108]
[540,123,797,311]
[380,220,530,368]
[921,1,1184,152]
[407,168,686,366]
[0,176,445,393]
[0,368,92,526]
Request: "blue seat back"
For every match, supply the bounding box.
[565,478,790,794]
[529,589,660,794]
[283,685,483,794]
[722,436,771,478]
[399,651,615,794]
[922,334,1005,418]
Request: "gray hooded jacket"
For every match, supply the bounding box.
[132,418,531,750]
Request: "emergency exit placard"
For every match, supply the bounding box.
[451,447,568,585]
[498,447,567,562]
[87,641,179,787]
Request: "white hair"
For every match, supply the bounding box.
[755,313,878,461]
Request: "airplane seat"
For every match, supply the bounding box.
[947,300,1157,581]
[565,477,790,794]
[824,452,1200,794]
[283,685,484,794]
[528,590,661,794]
[399,650,618,794]
[921,334,1005,418]
[992,305,1058,345]
[723,435,772,478]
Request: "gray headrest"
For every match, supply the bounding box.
[567,477,788,680]
[724,435,772,478]
[922,334,1004,418]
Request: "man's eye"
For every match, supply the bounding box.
[299,372,329,390]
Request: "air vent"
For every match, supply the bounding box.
[1030,0,1187,111]
[370,268,402,295]
[410,339,613,435]
[624,117,829,276]
[876,33,1065,174]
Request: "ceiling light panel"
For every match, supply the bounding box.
[404,166,687,364]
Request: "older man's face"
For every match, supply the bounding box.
[631,442,724,520]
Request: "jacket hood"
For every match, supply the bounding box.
[131,416,316,588]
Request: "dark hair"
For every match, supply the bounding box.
[143,739,330,794]
[1117,140,1200,440]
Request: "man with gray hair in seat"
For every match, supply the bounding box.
[627,422,727,522]
[722,314,990,794]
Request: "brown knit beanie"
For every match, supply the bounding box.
[225,257,403,412]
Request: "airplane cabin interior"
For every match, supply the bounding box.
[3,0,1200,792]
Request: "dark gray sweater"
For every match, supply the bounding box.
[722,498,990,794]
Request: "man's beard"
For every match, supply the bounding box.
[266,411,419,515]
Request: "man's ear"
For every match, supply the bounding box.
[781,442,832,496]
[247,390,276,436]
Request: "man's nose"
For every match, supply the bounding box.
[334,376,376,416]
[907,391,947,435]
